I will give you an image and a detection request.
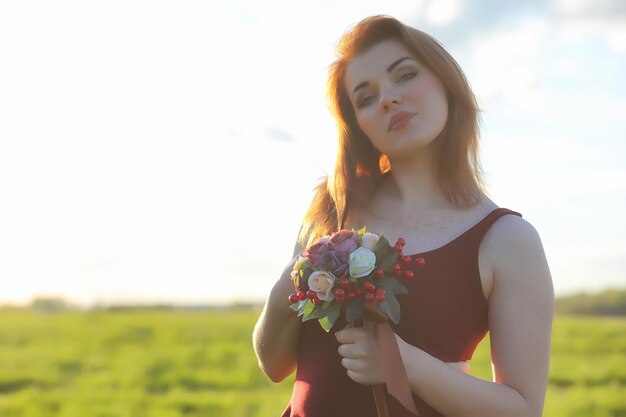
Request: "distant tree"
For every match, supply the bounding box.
[30,296,69,313]
[555,288,626,316]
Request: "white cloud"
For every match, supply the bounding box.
[554,0,626,18]
[468,17,548,103]
[425,0,462,26]
[553,0,626,52]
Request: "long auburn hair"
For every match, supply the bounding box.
[299,15,484,246]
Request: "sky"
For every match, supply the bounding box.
[0,0,625,307]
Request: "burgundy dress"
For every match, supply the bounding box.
[281,208,522,417]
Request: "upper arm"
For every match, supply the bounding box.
[481,215,554,416]
[253,237,305,382]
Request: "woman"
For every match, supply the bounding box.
[253,15,553,417]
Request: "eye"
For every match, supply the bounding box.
[358,94,376,108]
[398,71,417,82]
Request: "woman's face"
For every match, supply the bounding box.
[344,39,448,159]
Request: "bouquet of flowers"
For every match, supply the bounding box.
[289,227,426,332]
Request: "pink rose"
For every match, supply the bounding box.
[330,230,358,258]
[303,236,333,266]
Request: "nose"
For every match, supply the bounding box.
[379,85,402,112]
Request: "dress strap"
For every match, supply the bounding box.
[470,208,522,247]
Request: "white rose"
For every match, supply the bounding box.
[361,232,380,251]
[349,247,377,278]
[308,270,336,301]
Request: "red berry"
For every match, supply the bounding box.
[297,291,307,301]
[393,263,402,272]
[395,237,406,247]
[340,277,350,289]
[289,294,299,304]
[415,257,426,267]
[363,281,376,293]
[374,268,384,278]
[376,293,386,303]
[355,288,363,297]
[313,297,323,305]
[404,270,414,280]
[306,290,317,300]
[376,287,386,295]
[334,288,345,297]
[402,256,412,266]
[365,293,375,303]
[395,244,403,254]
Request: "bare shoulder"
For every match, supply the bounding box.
[480,213,553,300]
[482,214,545,263]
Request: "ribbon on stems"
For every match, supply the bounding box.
[351,303,418,417]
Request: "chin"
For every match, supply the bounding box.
[381,139,437,158]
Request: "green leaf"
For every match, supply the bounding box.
[373,236,390,257]
[319,316,332,332]
[379,252,398,271]
[376,276,408,295]
[303,306,325,321]
[293,260,310,287]
[378,295,402,324]
[290,299,306,314]
[302,300,315,319]
[318,303,341,332]
[291,271,301,289]
[356,226,367,237]
[346,297,364,323]
[326,302,341,322]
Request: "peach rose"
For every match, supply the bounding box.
[308,270,337,301]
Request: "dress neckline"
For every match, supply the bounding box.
[404,207,505,257]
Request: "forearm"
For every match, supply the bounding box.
[399,339,534,417]
[253,265,302,382]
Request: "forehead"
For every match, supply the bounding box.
[345,39,416,90]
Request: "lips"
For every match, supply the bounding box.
[387,111,416,132]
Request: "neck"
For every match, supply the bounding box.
[383,149,449,211]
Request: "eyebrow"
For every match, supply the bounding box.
[351,56,415,95]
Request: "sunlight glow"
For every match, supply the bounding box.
[0,0,625,306]
[425,0,461,26]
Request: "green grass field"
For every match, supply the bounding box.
[0,309,624,417]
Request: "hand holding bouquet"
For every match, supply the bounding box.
[288,227,425,332]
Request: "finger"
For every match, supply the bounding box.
[338,343,363,359]
[341,357,365,372]
[335,328,356,343]
[335,327,365,344]
[346,369,370,385]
